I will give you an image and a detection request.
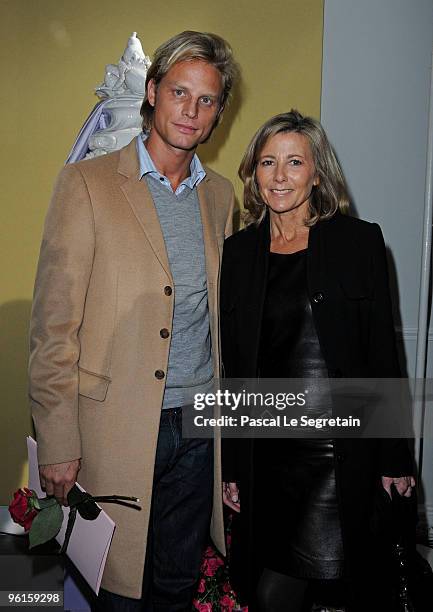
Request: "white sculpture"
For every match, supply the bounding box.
[86,33,151,158]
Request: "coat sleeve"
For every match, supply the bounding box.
[220,238,237,380]
[220,238,241,482]
[368,223,413,475]
[29,164,95,465]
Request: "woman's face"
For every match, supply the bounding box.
[255,131,319,217]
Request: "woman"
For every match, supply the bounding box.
[220,110,415,612]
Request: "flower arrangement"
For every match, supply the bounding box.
[193,514,247,611]
[192,543,243,611]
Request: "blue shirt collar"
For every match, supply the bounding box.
[136,132,206,194]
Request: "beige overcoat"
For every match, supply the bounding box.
[29,138,235,598]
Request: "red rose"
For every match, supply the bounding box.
[203,555,224,577]
[8,488,38,531]
[197,578,206,593]
[219,594,236,610]
[204,545,216,558]
[192,603,212,612]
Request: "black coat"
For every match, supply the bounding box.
[220,211,414,611]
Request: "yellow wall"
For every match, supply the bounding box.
[0,0,323,502]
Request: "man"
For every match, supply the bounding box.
[29,31,238,611]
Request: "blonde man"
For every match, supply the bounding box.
[30,31,238,611]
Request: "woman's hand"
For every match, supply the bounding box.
[223,482,240,513]
[381,475,415,498]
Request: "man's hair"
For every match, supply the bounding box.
[239,109,350,226]
[140,31,238,130]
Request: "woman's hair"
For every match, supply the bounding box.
[239,109,350,226]
[140,31,239,130]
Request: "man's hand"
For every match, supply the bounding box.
[381,475,415,499]
[39,459,81,506]
[223,482,240,513]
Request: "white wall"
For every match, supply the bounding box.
[321,0,433,531]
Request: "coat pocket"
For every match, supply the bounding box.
[338,271,373,300]
[78,367,111,402]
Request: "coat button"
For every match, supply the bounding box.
[336,452,346,462]
[313,291,324,303]
[160,328,170,339]
[164,286,172,296]
[155,370,165,380]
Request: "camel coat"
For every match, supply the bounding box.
[29,138,235,598]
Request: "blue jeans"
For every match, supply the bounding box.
[94,406,214,612]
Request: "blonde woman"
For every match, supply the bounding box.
[221,110,415,612]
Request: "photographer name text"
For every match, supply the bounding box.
[193,415,361,429]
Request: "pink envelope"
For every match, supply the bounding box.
[27,436,116,595]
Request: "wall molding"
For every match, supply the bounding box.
[395,327,433,342]
[418,502,433,532]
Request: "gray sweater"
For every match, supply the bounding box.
[146,176,214,409]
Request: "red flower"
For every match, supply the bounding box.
[197,578,206,593]
[220,594,236,610]
[8,488,38,531]
[204,545,216,558]
[194,603,213,612]
[202,555,224,577]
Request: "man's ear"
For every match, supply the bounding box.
[147,79,157,107]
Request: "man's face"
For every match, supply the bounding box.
[147,59,224,152]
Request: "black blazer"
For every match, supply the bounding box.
[220,211,413,608]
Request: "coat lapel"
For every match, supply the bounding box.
[197,178,219,288]
[118,139,172,281]
[307,215,340,372]
[306,218,326,299]
[246,213,270,375]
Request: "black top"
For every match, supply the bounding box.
[259,250,329,380]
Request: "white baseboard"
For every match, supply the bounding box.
[395,326,433,342]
